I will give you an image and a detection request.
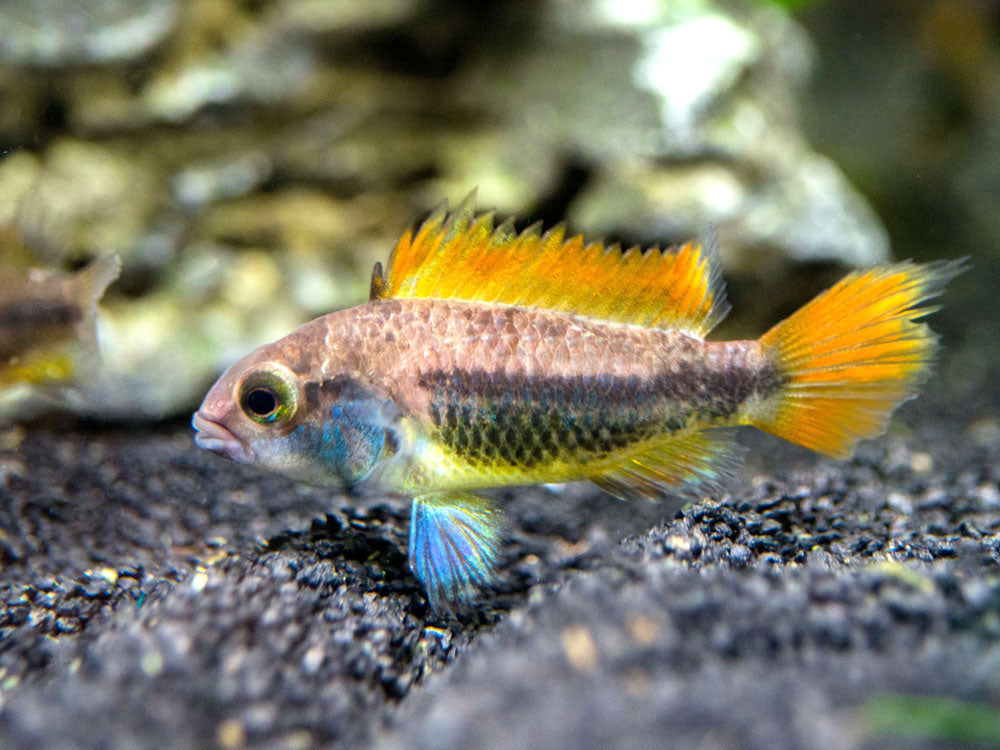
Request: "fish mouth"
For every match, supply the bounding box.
[192,412,251,463]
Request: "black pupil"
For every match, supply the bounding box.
[246,387,277,416]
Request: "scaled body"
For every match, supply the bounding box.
[193,197,963,611]
[208,298,773,494]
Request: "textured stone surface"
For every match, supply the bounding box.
[380,421,1000,750]
[0,385,998,748]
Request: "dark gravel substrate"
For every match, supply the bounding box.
[1,392,999,749]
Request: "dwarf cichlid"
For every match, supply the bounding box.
[0,237,121,389]
[193,196,963,611]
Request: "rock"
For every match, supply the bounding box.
[0,0,178,66]
[14,139,164,266]
[0,0,896,419]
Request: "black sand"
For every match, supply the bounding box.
[1,385,998,749]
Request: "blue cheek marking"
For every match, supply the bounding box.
[322,402,386,485]
[254,404,386,488]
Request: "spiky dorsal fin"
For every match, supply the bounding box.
[375,193,729,336]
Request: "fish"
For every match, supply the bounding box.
[0,232,121,389]
[192,195,965,612]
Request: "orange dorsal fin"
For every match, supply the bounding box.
[376,193,729,336]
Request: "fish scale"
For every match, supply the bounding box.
[314,297,776,491]
[194,195,965,612]
[424,368,663,469]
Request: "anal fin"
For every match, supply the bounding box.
[409,493,504,612]
[590,430,744,502]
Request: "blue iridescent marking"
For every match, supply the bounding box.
[322,401,386,485]
[409,493,503,612]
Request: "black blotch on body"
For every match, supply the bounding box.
[303,381,321,414]
[299,374,384,418]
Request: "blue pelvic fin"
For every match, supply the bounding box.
[409,493,504,612]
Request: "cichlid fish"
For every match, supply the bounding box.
[0,239,121,389]
[193,196,964,611]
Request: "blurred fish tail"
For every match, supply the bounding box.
[72,254,121,346]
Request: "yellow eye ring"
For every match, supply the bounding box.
[238,366,299,425]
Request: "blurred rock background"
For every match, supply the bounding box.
[2,3,999,749]
[799,0,999,416]
[1,0,954,422]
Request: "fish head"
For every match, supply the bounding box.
[193,326,401,494]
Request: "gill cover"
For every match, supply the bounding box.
[324,400,390,487]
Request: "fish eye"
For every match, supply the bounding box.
[238,366,298,425]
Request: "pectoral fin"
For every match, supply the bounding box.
[409,493,504,612]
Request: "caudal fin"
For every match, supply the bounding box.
[752,260,966,458]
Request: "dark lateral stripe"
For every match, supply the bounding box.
[0,300,83,329]
[419,361,781,422]
[418,369,644,468]
[417,361,781,469]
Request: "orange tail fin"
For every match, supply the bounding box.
[752,260,965,458]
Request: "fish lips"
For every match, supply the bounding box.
[192,411,251,464]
